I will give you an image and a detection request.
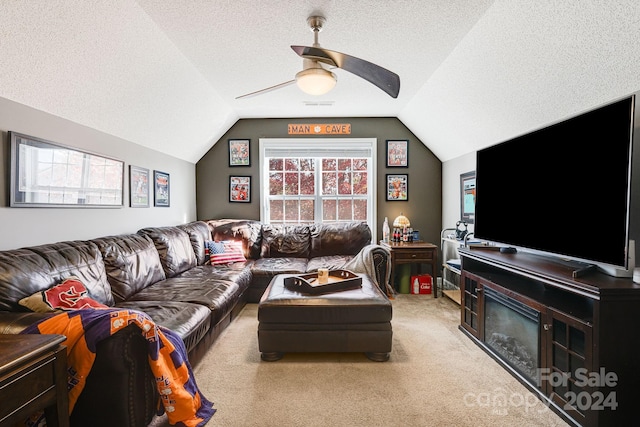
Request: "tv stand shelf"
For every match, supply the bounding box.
[460,247,638,298]
[458,247,640,427]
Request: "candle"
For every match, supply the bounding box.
[317,268,329,284]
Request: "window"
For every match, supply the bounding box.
[260,138,376,231]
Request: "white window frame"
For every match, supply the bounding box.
[259,138,377,237]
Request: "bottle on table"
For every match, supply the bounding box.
[382,217,390,243]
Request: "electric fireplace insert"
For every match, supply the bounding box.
[483,286,541,385]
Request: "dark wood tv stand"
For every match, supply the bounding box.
[458,247,640,427]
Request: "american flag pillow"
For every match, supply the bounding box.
[208,240,246,265]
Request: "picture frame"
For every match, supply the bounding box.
[153,170,170,207]
[386,140,408,167]
[229,175,251,203]
[228,139,251,167]
[386,174,408,201]
[8,131,124,208]
[129,165,150,208]
[460,170,476,224]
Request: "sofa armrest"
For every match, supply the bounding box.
[370,246,391,294]
[0,313,158,427]
[342,244,392,296]
[0,311,56,333]
[72,323,158,427]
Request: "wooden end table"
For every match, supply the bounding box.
[382,241,439,298]
[0,334,68,427]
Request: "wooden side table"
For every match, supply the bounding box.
[0,334,68,427]
[382,241,439,298]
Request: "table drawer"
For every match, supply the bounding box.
[0,355,56,421]
[394,251,434,262]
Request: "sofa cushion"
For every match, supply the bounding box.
[309,222,372,257]
[306,255,355,273]
[0,249,59,311]
[260,224,311,258]
[249,257,309,298]
[137,226,197,278]
[177,264,253,314]
[27,241,115,306]
[179,263,253,282]
[206,219,263,259]
[19,276,109,312]
[92,234,167,302]
[178,221,212,266]
[115,300,211,353]
[126,276,245,326]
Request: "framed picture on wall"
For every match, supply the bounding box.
[153,170,170,207]
[460,170,476,223]
[386,140,408,167]
[129,165,150,208]
[386,174,408,201]
[228,139,251,166]
[229,175,251,203]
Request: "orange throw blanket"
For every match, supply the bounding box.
[22,308,215,427]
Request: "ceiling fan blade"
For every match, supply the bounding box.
[236,79,296,99]
[291,45,400,98]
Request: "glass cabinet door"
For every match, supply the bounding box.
[460,271,483,338]
[543,307,594,426]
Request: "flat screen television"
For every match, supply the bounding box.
[474,95,634,275]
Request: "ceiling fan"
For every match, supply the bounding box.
[236,16,400,99]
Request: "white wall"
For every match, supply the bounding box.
[0,97,197,250]
[442,152,476,234]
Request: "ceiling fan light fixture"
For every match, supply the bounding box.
[235,15,400,100]
[295,67,337,96]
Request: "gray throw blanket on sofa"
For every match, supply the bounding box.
[343,244,394,296]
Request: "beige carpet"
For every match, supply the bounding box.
[157,295,569,427]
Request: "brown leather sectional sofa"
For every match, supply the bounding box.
[0,219,388,427]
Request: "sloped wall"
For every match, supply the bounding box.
[0,97,197,250]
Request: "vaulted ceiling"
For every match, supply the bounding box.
[1,1,639,163]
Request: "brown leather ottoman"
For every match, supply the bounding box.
[257,273,393,361]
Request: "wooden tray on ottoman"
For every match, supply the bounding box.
[283,269,362,294]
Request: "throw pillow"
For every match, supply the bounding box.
[19,276,109,313]
[209,240,246,265]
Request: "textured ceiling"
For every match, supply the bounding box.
[1,1,639,163]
